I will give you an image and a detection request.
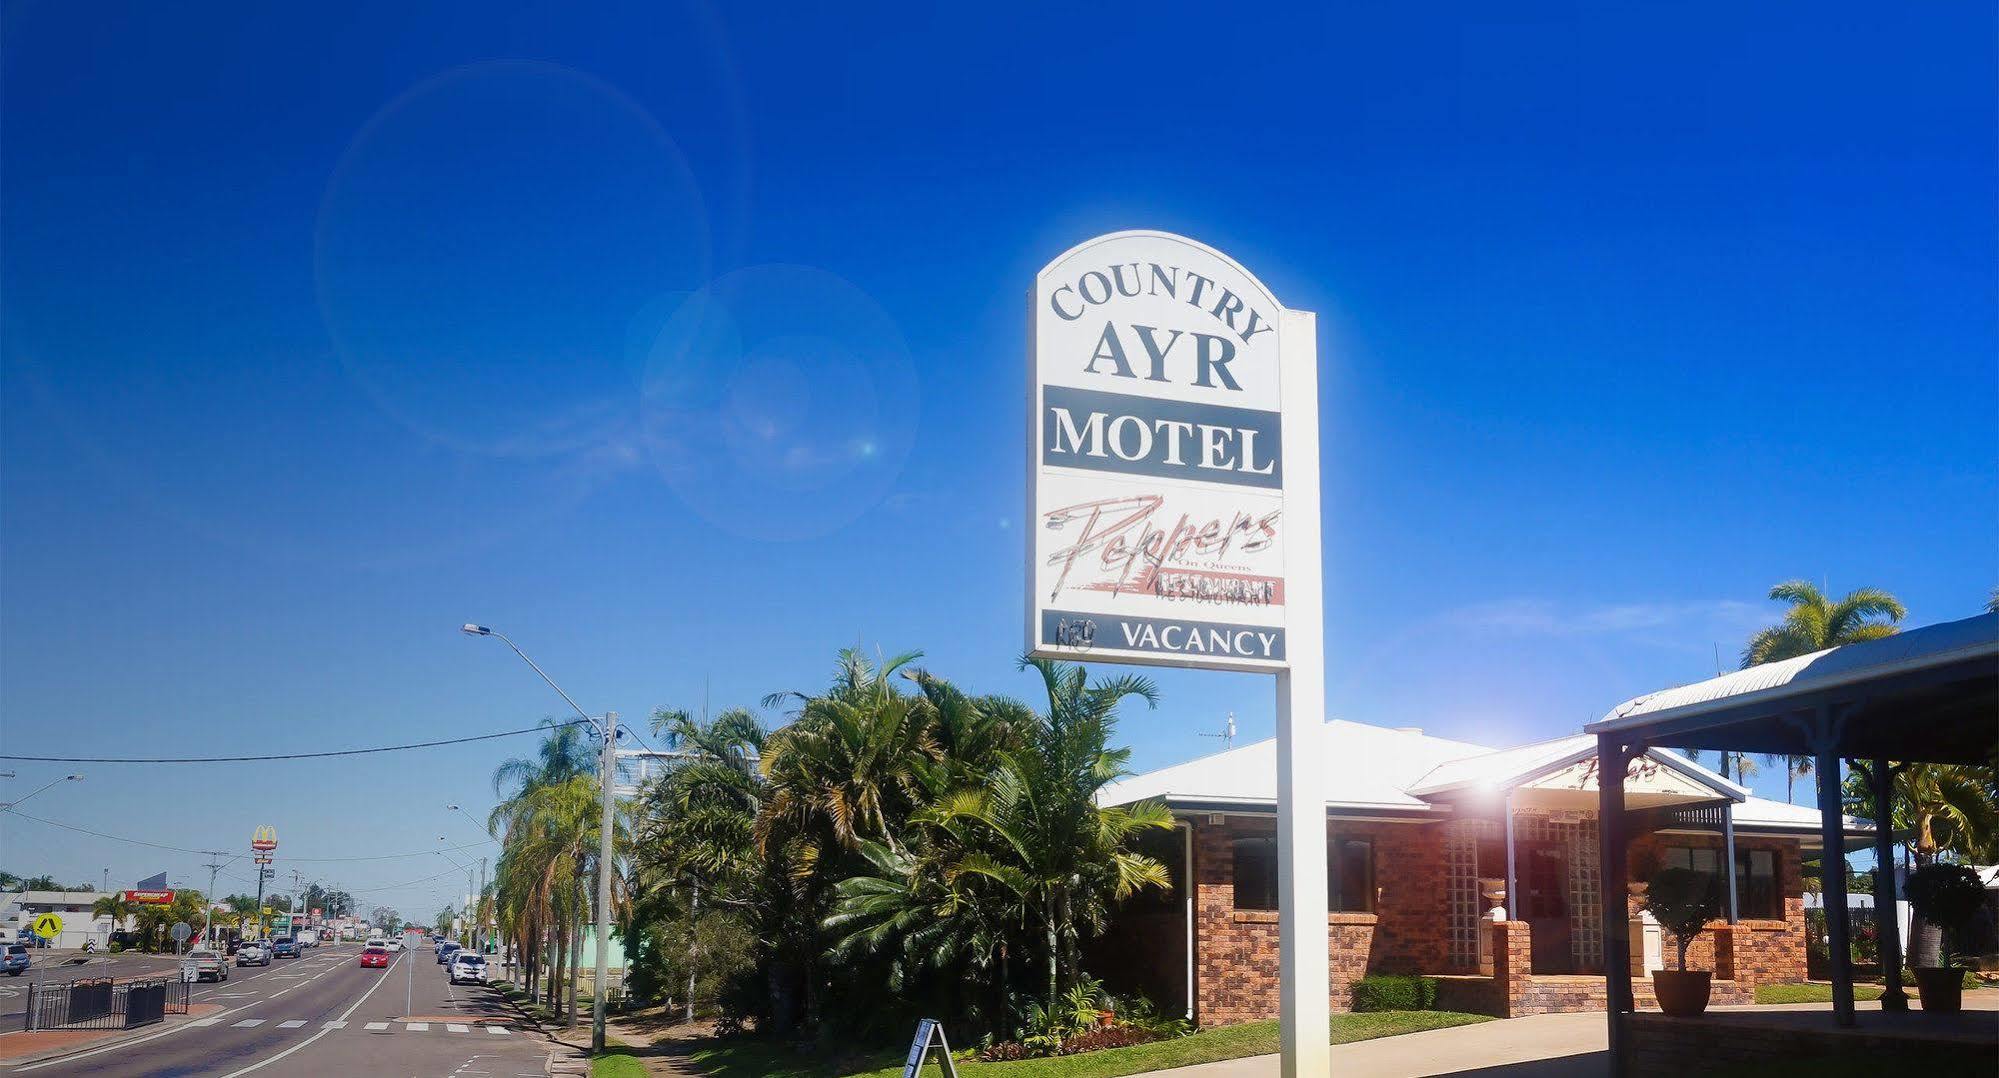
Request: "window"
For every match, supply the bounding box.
[1659,845,1781,919]
[1330,837,1375,912]
[1232,836,1278,911]
[1232,833,1375,913]
[1737,848,1780,920]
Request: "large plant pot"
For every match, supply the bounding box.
[1651,970,1712,1016]
[1913,967,1963,1013]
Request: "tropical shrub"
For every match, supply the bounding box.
[1352,974,1439,1012]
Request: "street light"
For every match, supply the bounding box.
[462,622,618,1052]
[0,773,82,812]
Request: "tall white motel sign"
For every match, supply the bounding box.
[1028,231,1329,1076]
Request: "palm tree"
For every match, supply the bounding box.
[490,720,613,1018]
[1741,579,1907,801]
[91,894,134,940]
[1845,763,1999,966]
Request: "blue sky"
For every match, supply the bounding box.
[3,2,1993,913]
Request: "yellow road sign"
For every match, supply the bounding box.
[32,913,63,939]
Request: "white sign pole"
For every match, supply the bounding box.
[1029,233,1329,1075]
[1274,306,1328,1077]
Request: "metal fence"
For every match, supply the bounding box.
[23,976,189,1032]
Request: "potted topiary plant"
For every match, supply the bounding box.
[1904,862,1985,1013]
[1644,866,1719,1016]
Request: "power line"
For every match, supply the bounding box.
[0,718,594,764]
[1,808,491,861]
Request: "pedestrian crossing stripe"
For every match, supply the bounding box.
[190,1017,514,1034]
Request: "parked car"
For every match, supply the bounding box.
[358,946,390,969]
[447,951,486,985]
[235,943,270,967]
[2,945,29,976]
[186,948,229,983]
[434,941,460,964]
[270,939,299,959]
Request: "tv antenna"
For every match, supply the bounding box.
[1199,712,1238,751]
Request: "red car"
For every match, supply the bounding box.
[359,946,390,969]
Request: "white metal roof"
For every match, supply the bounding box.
[1101,720,1867,836]
[1589,613,1999,735]
[1098,720,1488,813]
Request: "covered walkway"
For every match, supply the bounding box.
[1586,612,1999,1073]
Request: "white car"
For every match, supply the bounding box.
[382,937,402,952]
[447,951,486,985]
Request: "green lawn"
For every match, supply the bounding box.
[1753,983,1886,1004]
[673,1012,1492,1078]
[592,1053,648,1078]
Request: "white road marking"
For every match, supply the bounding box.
[485,1025,511,1034]
[190,1018,221,1027]
[216,950,405,1078]
[364,1021,389,1031]
[322,1020,346,1029]
[447,1023,469,1033]
[277,1019,306,1028]
[233,1019,265,1028]
[406,1022,429,1031]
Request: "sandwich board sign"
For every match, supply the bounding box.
[901,1018,956,1077]
[1027,231,1330,1077]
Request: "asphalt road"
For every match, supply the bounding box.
[8,944,546,1078]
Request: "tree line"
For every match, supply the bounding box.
[485,651,1171,1041]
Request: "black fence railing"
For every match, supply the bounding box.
[23,976,189,1032]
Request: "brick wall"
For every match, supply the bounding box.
[1191,816,1451,1024]
[1626,833,1806,988]
[1182,816,1808,1026]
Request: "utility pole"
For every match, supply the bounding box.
[592,712,618,1051]
[477,857,488,953]
[200,856,226,946]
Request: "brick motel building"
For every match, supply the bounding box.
[1089,720,1870,1025]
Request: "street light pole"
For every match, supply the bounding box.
[594,712,617,1048]
[462,624,619,1053]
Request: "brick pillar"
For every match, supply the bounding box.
[1490,920,1531,1017]
[1712,924,1736,981]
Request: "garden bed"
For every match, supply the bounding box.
[661,1011,1492,1078]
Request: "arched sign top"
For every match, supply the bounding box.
[1026,230,1310,672]
[1033,229,1285,315]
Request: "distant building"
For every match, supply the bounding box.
[0,891,122,948]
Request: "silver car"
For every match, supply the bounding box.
[235,943,270,967]
[187,948,230,982]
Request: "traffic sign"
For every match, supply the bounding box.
[31,913,63,939]
[170,922,192,944]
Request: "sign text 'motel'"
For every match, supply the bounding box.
[1029,232,1295,671]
